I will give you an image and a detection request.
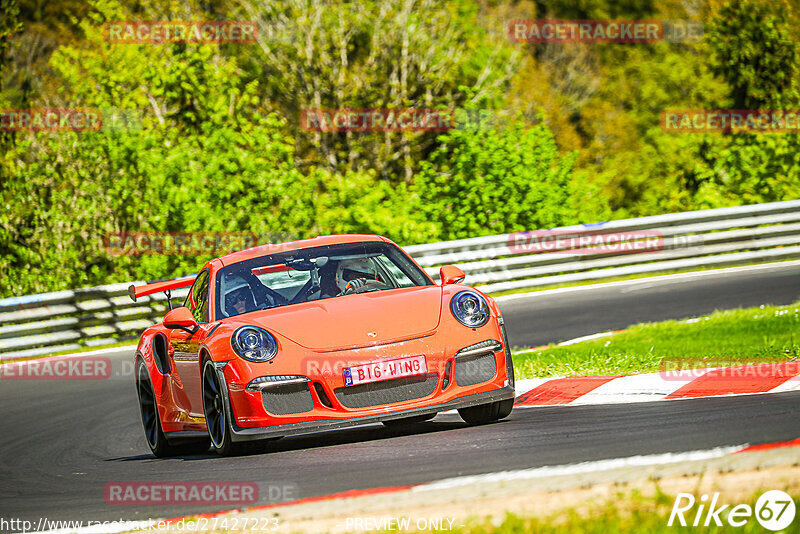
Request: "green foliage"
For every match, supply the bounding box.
[0,0,22,138]
[0,0,22,78]
[0,0,445,296]
[513,301,800,379]
[414,110,606,240]
[576,41,728,215]
[453,490,781,533]
[693,133,800,207]
[707,0,799,109]
[565,0,800,215]
[3,0,800,296]
[309,170,439,244]
[1,0,307,295]
[692,0,800,208]
[534,0,657,19]
[234,0,519,180]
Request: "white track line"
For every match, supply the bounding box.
[513,378,553,392]
[768,377,800,394]
[513,331,619,354]
[571,371,710,405]
[39,446,749,533]
[411,445,747,492]
[555,331,616,346]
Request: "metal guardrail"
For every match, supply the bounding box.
[0,285,189,360]
[2,199,800,360]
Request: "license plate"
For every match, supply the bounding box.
[343,355,427,386]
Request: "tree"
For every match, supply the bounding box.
[0,0,313,295]
[693,0,800,208]
[236,0,520,181]
[707,0,799,110]
[0,0,440,296]
[413,109,608,240]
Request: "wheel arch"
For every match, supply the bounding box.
[198,345,213,373]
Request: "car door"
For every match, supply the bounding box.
[168,269,211,420]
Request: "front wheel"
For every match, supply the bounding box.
[202,360,271,456]
[202,360,239,456]
[458,398,514,425]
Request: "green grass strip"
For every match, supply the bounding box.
[447,488,785,533]
[513,301,800,379]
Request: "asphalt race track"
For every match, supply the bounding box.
[501,262,800,348]
[2,263,799,526]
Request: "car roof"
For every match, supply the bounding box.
[218,234,389,266]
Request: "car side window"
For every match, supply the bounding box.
[187,270,210,323]
[374,255,415,287]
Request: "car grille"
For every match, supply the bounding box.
[334,373,439,409]
[262,383,314,415]
[455,352,497,387]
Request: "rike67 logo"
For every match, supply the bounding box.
[669,490,796,530]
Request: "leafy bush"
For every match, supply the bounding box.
[413,110,607,240]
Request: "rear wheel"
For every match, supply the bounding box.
[458,398,514,425]
[381,413,436,427]
[136,359,208,457]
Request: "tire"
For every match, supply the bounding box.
[457,398,514,425]
[201,360,271,456]
[136,359,209,457]
[381,413,436,427]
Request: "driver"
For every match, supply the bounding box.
[335,258,378,295]
[222,275,256,316]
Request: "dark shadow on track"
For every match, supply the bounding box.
[107,419,474,461]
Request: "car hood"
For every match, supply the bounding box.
[242,286,443,350]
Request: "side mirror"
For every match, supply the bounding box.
[164,306,199,334]
[440,265,466,286]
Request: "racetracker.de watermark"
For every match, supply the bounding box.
[0,517,280,533]
[103,482,290,505]
[0,356,111,380]
[662,109,800,133]
[659,360,800,381]
[507,229,665,255]
[104,20,257,44]
[508,19,703,43]
[105,232,296,256]
[301,108,456,133]
[0,108,142,133]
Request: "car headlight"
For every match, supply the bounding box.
[450,290,490,327]
[232,326,278,362]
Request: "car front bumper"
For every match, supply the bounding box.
[209,317,516,442]
[220,380,515,442]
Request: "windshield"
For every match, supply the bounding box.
[215,241,433,319]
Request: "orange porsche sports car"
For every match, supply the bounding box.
[130,235,515,456]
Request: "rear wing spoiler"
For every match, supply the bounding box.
[128,277,195,304]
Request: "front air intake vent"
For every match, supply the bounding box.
[455,352,496,387]
[262,383,314,415]
[152,333,170,374]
